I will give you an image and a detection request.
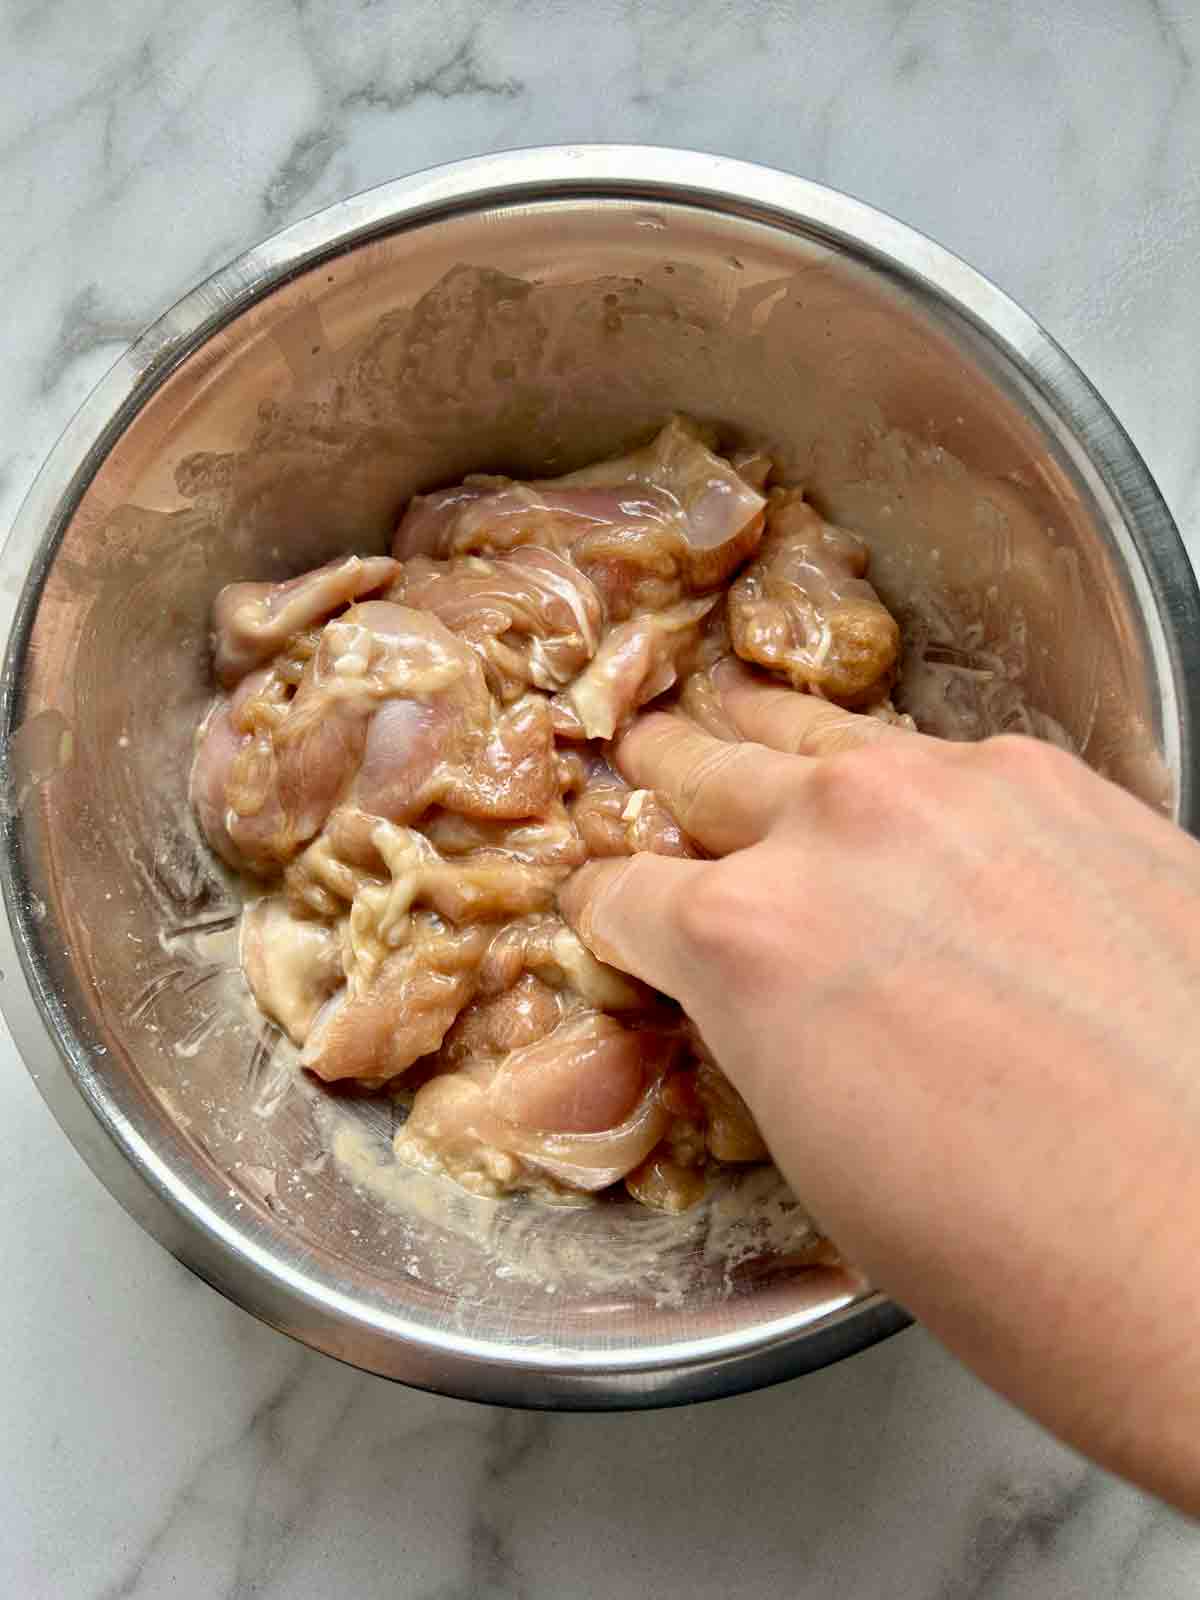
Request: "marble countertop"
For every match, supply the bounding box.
[3,2,1199,1594]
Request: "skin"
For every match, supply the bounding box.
[560,659,1200,1516]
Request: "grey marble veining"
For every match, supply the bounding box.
[2,2,1199,1596]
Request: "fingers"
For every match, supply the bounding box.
[713,657,917,756]
[559,854,707,999]
[614,712,808,854]
[611,666,918,857]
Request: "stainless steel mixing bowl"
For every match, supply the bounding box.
[2,147,1196,1408]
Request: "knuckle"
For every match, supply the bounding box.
[981,732,1075,781]
[672,862,765,965]
[803,742,923,823]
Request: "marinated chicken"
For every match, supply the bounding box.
[191,418,903,1210]
[729,487,900,706]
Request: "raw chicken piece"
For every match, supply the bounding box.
[570,777,641,857]
[489,1011,651,1134]
[696,1057,769,1163]
[421,805,588,868]
[570,755,697,859]
[351,697,455,826]
[559,596,718,740]
[456,693,558,819]
[671,608,744,743]
[675,665,742,741]
[728,488,900,707]
[310,608,558,831]
[189,666,349,875]
[351,682,559,827]
[624,1150,707,1213]
[190,669,279,874]
[554,416,768,593]
[440,974,566,1067]
[729,448,774,493]
[623,1069,712,1212]
[302,914,492,1083]
[395,1012,680,1194]
[283,812,383,919]
[394,479,640,565]
[290,813,568,931]
[193,600,530,875]
[312,600,492,717]
[548,698,588,740]
[389,547,603,697]
[192,603,482,871]
[240,896,345,1045]
[392,418,766,617]
[477,914,652,1013]
[212,555,399,689]
[413,859,564,923]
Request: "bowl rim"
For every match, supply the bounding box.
[1,144,1195,1406]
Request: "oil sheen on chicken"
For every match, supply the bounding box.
[190,418,903,1210]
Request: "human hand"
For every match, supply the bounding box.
[561,661,1200,1513]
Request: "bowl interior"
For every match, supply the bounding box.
[1,184,1180,1397]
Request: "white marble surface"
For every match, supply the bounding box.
[2,1,1199,1594]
